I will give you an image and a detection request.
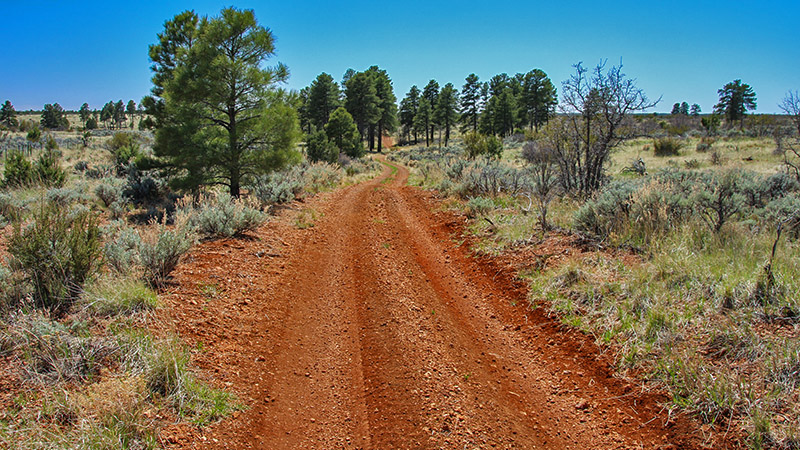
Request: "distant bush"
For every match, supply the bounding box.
[177,192,266,238]
[455,160,529,198]
[464,132,503,160]
[574,180,641,237]
[301,162,343,193]
[764,193,800,238]
[45,187,92,207]
[653,137,683,156]
[7,203,102,315]
[107,132,141,174]
[102,220,143,275]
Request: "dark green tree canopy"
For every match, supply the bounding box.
[367,65,397,152]
[714,79,756,128]
[149,7,300,197]
[399,85,420,143]
[40,103,69,130]
[325,106,363,158]
[434,83,459,146]
[344,71,379,142]
[1,100,18,128]
[460,74,482,132]
[520,69,557,131]
[306,72,341,130]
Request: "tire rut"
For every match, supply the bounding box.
[164,157,721,449]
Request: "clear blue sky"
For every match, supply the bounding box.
[1,0,797,114]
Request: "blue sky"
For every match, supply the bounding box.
[1,0,797,113]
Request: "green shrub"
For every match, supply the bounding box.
[137,218,195,287]
[95,179,126,208]
[301,162,343,193]
[0,264,27,312]
[653,137,683,156]
[3,150,33,187]
[454,160,528,198]
[573,180,641,237]
[178,192,266,238]
[45,187,92,207]
[306,129,338,163]
[7,204,102,314]
[0,192,26,222]
[465,196,495,218]
[102,220,144,275]
[250,170,304,205]
[34,150,67,187]
[692,170,747,232]
[764,193,800,237]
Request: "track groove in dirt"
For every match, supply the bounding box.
[160,158,732,449]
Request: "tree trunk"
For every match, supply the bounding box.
[377,123,383,153]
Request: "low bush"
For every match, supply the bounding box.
[34,150,67,187]
[653,137,683,156]
[178,192,266,238]
[3,150,33,187]
[250,169,304,205]
[95,178,126,208]
[7,203,102,315]
[137,217,196,288]
[465,196,496,218]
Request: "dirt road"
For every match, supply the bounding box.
[161,159,727,449]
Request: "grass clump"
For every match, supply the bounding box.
[82,277,158,317]
[653,137,683,156]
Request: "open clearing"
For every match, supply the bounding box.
[157,158,733,449]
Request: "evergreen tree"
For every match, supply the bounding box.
[714,79,757,129]
[325,107,362,158]
[690,103,701,116]
[149,7,300,197]
[422,80,439,144]
[100,102,113,128]
[126,100,137,128]
[460,74,481,132]
[344,71,379,149]
[434,83,459,147]
[367,66,397,152]
[0,100,18,128]
[414,98,433,147]
[671,103,681,115]
[306,128,338,163]
[399,85,420,144]
[520,69,557,131]
[78,103,91,128]
[113,100,126,129]
[306,72,341,130]
[680,101,690,116]
[493,90,517,137]
[40,103,69,130]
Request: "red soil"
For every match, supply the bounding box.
[158,159,739,449]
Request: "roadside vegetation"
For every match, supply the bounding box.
[392,65,800,447]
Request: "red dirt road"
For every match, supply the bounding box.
[161,159,730,449]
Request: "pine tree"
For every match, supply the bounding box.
[367,66,397,152]
[399,86,420,144]
[306,72,341,130]
[520,69,557,131]
[149,8,300,196]
[325,107,362,158]
[460,74,481,132]
[434,83,459,147]
[344,71,379,149]
[422,80,439,145]
[714,79,757,129]
[0,100,18,129]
